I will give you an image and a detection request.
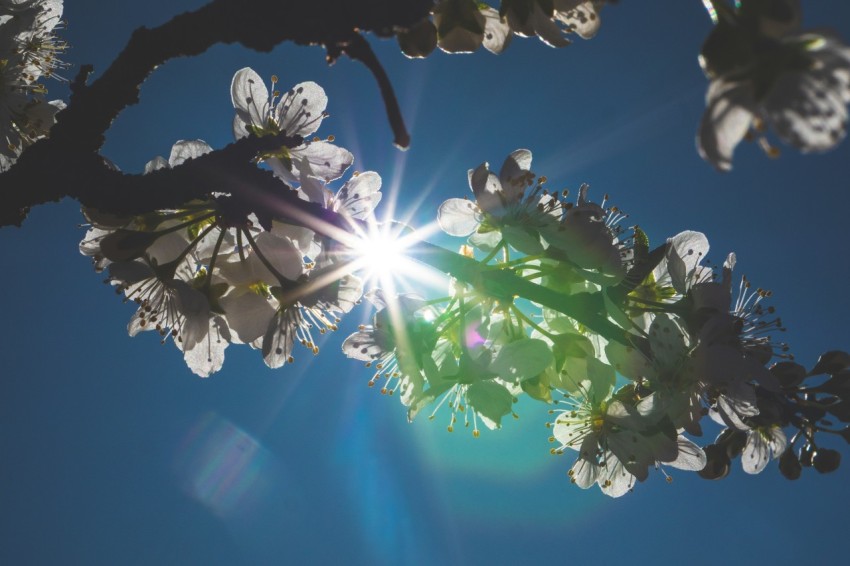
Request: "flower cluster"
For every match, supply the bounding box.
[76,68,847,498]
[80,69,381,377]
[697,0,850,170]
[396,0,605,58]
[341,147,845,497]
[0,0,67,170]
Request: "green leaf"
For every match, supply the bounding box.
[188,217,216,241]
[466,381,513,429]
[490,338,553,381]
[521,374,552,402]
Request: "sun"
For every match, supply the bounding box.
[355,237,408,279]
[346,220,447,294]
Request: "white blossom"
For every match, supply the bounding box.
[231,67,353,184]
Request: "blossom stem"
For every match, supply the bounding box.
[241,228,297,290]
[479,240,505,265]
[236,229,247,262]
[483,254,543,271]
[203,227,227,293]
[155,220,217,280]
[510,305,558,341]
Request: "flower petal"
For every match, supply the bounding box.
[183,316,230,377]
[438,198,480,236]
[219,289,276,344]
[666,436,708,471]
[481,5,512,54]
[469,163,504,214]
[289,141,354,183]
[335,171,383,219]
[498,148,532,203]
[168,139,213,167]
[764,52,850,152]
[231,67,269,137]
[502,224,544,255]
[663,230,709,294]
[554,0,602,40]
[277,81,328,137]
[697,79,755,171]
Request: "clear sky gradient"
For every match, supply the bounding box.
[2,1,849,564]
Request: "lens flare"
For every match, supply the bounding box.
[346,221,447,295]
[350,224,411,282]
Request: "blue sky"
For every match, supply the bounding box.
[2,1,850,564]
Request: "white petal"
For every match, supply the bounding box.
[598,457,635,497]
[219,289,276,344]
[277,81,328,137]
[173,281,212,350]
[231,67,269,135]
[434,1,485,54]
[252,231,304,282]
[342,330,386,362]
[742,429,771,474]
[468,229,502,251]
[437,26,484,54]
[553,0,602,39]
[665,436,708,471]
[764,63,849,152]
[335,171,383,219]
[168,140,213,167]
[481,5,512,54]
[183,316,230,377]
[605,341,654,381]
[144,156,168,174]
[108,260,153,286]
[697,79,756,171]
[147,230,192,266]
[498,148,533,202]
[469,163,504,215]
[530,2,571,48]
[647,313,688,371]
[261,309,298,368]
[664,230,709,294]
[502,224,544,255]
[570,436,601,488]
[437,198,480,236]
[289,141,354,182]
[272,220,319,258]
[333,273,363,314]
[298,175,332,207]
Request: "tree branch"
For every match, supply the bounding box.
[332,33,411,149]
[0,0,433,227]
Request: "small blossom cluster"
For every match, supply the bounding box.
[340,147,845,497]
[0,0,67,170]
[697,0,850,170]
[80,69,381,377]
[396,0,604,58]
